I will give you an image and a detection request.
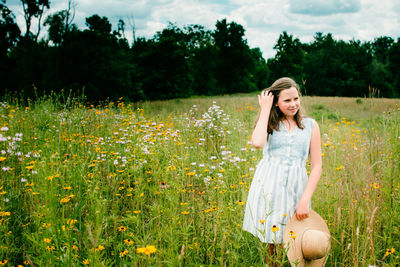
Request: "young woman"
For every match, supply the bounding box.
[242,77,322,265]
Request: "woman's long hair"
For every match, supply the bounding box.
[255,77,304,135]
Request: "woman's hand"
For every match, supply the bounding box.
[251,90,273,148]
[258,90,274,111]
[295,198,310,220]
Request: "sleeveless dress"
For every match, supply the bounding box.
[242,117,315,243]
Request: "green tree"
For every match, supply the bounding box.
[303,33,372,97]
[336,39,372,96]
[0,0,20,56]
[369,58,394,97]
[268,31,305,84]
[0,0,21,92]
[302,33,336,95]
[132,24,193,100]
[3,1,51,97]
[184,24,217,95]
[85,14,112,35]
[249,47,270,89]
[388,38,400,97]
[115,18,125,38]
[7,37,50,97]
[369,36,396,97]
[44,1,77,46]
[372,36,394,64]
[54,15,133,101]
[213,19,255,94]
[20,0,50,40]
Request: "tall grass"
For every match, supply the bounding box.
[0,94,399,266]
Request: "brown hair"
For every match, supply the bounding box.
[255,77,304,135]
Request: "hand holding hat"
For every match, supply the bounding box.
[283,210,331,267]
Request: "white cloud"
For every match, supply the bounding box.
[289,0,361,16]
[149,0,224,28]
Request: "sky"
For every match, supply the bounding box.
[6,0,400,59]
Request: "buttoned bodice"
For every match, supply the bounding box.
[263,117,315,166]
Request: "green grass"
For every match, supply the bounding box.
[0,94,399,266]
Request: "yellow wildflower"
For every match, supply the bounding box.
[124,239,134,245]
[335,165,344,171]
[67,219,77,225]
[166,165,176,171]
[204,207,217,213]
[118,226,127,232]
[271,225,279,233]
[120,249,128,257]
[95,245,105,252]
[46,246,55,251]
[385,248,396,257]
[289,230,296,239]
[136,245,157,256]
[26,165,34,170]
[60,197,70,204]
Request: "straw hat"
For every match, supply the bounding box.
[283,210,331,267]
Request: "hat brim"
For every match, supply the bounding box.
[283,210,330,267]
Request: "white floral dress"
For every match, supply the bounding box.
[242,117,315,243]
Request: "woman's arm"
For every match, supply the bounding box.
[251,91,274,148]
[295,120,322,220]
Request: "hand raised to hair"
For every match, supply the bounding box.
[258,90,274,111]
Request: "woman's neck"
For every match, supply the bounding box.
[282,116,295,122]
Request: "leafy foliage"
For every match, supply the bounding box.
[0,1,399,101]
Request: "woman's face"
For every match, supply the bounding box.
[275,87,300,119]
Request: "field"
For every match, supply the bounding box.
[0,94,399,266]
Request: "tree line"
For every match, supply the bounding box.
[1,0,399,102]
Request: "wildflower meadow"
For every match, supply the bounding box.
[0,94,399,266]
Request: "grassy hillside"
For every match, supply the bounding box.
[0,95,399,266]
